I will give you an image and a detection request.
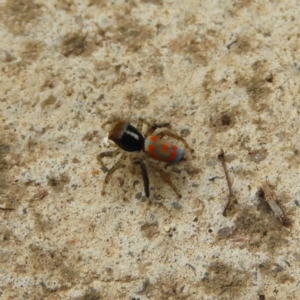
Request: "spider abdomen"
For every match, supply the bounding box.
[145,136,184,163]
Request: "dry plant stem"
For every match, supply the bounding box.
[0,207,14,211]
[218,149,233,216]
[260,181,288,225]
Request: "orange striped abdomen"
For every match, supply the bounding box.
[144,136,184,163]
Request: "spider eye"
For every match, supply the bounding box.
[108,121,145,152]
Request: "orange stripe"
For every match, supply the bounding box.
[162,143,169,151]
[148,144,155,153]
[148,144,159,160]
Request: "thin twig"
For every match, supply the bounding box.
[218,149,234,216]
[0,207,14,211]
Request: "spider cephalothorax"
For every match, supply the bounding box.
[108,121,144,152]
[98,119,193,198]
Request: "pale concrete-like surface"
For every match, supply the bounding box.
[1,0,300,299]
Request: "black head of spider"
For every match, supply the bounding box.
[108,121,145,152]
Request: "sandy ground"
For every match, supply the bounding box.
[1,0,300,299]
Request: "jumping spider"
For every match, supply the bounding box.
[97,118,193,198]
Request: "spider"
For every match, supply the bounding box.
[97,118,193,198]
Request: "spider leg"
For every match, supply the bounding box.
[153,165,182,198]
[134,158,150,198]
[101,116,125,129]
[137,118,171,136]
[101,154,125,195]
[97,149,121,166]
[156,130,194,152]
[136,118,145,132]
